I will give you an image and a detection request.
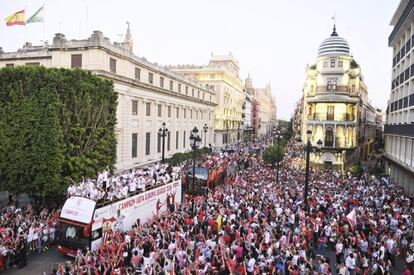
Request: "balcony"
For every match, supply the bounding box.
[307,113,355,121]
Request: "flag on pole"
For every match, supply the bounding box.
[26,5,44,24]
[5,10,25,26]
[346,209,357,229]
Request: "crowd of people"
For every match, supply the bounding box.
[51,138,414,275]
[0,137,412,274]
[66,163,181,202]
[0,201,59,271]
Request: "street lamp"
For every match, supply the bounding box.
[273,126,282,183]
[225,122,230,146]
[158,122,168,163]
[203,123,208,148]
[304,130,322,215]
[189,127,201,215]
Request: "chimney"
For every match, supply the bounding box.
[53,33,67,46]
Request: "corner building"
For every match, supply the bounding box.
[168,54,245,148]
[0,29,216,171]
[385,0,414,192]
[301,26,376,168]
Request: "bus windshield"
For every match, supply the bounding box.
[58,223,89,247]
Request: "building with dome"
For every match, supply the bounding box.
[300,25,377,168]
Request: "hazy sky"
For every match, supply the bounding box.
[1,0,400,119]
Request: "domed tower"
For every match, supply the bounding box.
[301,24,367,169]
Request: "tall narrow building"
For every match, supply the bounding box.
[301,25,377,168]
[385,0,414,192]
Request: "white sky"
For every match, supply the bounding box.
[1,0,401,119]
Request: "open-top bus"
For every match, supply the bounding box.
[56,180,181,256]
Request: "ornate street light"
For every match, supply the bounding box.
[189,127,201,215]
[203,123,208,148]
[158,122,168,163]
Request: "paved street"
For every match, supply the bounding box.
[3,247,66,275]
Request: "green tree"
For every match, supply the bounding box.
[0,66,117,199]
[263,143,285,165]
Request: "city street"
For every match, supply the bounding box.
[0,1,413,275]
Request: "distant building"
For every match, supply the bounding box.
[301,25,378,168]
[292,96,304,139]
[384,0,414,192]
[0,28,216,171]
[244,74,277,137]
[167,54,245,148]
[243,91,253,141]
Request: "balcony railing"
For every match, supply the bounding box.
[307,113,355,121]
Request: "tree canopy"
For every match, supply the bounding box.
[0,66,117,199]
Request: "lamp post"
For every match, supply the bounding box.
[304,130,323,215]
[189,127,201,215]
[203,123,208,148]
[158,122,168,163]
[273,126,282,183]
[225,122,230,146]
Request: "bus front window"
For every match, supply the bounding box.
[65,226,77,239]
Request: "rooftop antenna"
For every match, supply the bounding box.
[331,13,338,36]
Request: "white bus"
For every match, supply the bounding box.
[56,180,182,257]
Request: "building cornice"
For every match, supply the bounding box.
[92,70,217,107]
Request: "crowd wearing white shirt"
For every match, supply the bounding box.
[66,163,181,202]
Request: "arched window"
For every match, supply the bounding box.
[327,81,332,91]
[332,80,337,91]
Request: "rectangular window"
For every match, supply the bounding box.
[184,109,186,119]
[168,106,171,118]
[176,131,179,149]
[176,107,179,118]
[178,83,181,93]
[132,133,138,158]
[183,131,186,148]
[25,62,40,66]
[71,54,82,68]
[327,106,334,120]
[323,61,327,67]
[157,133,161,153]
[167,132,171,151]
[196,110,198,119]
[5,64,14,67]
[160,77,164,88]
[145,133,151,155]
[197,91,200,98]
[338,61,343,67]
[190,110,193,119]
[132,100,138,115]
[170,80,173,91]
[110,58,116,73]
[148,72,153,84]
[135,67,140,80]
[158,104,162,117]
[185,86,188,95]
[330,60,335,67]
[146,102,151,116]
[192,89,194,97]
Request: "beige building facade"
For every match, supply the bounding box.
[168,54,245,148]
[301,26,377,168]
[244,75,277,137]
[0,29,216,171]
